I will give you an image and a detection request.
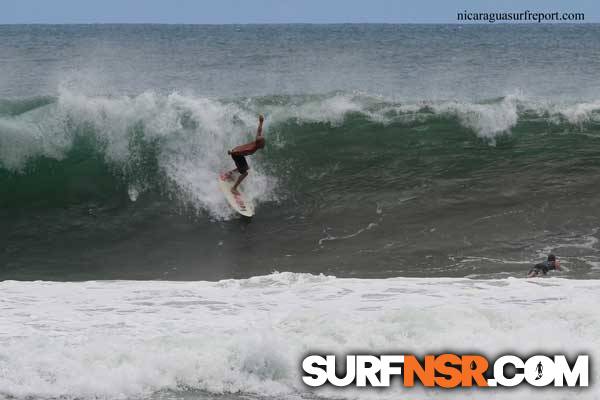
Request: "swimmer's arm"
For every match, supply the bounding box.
[555,260,562,271]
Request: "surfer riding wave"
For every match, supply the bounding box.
[223,114,265,195]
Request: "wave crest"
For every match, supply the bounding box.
[2,90,600,215]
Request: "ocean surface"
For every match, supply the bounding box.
[1,24,600,399]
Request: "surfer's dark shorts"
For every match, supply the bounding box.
[231,154,249,174]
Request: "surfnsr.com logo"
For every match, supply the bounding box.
[302,354,589,388]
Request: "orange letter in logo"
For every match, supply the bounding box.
[434,354,462,388]
[461,355,489,387]
[403,355,435,387]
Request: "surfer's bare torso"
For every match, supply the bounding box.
[225,114,265,194]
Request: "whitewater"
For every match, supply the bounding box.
[1,273,598,399]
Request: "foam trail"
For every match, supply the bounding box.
[0,273,598,399]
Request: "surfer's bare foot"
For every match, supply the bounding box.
[231,187,240,195]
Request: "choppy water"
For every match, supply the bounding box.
[2,24,600,280]
[1,24,600,400]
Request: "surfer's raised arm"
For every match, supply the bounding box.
[256,114,264,140]
[222,113,267,197]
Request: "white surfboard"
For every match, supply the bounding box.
[218,172,255,217]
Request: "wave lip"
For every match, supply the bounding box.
[0,273,598,399]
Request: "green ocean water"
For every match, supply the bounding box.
[2,24,600,280]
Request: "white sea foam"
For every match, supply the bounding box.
[553,100,600,125]
[430,96,520,139]
[0,274,598,400]
[267,93,365,126]
[263,92,600,139]
[0,103,72,171]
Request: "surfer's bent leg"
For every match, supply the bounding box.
[230,154,249,193]
[232,171,248,193]
[231,154,249,173]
